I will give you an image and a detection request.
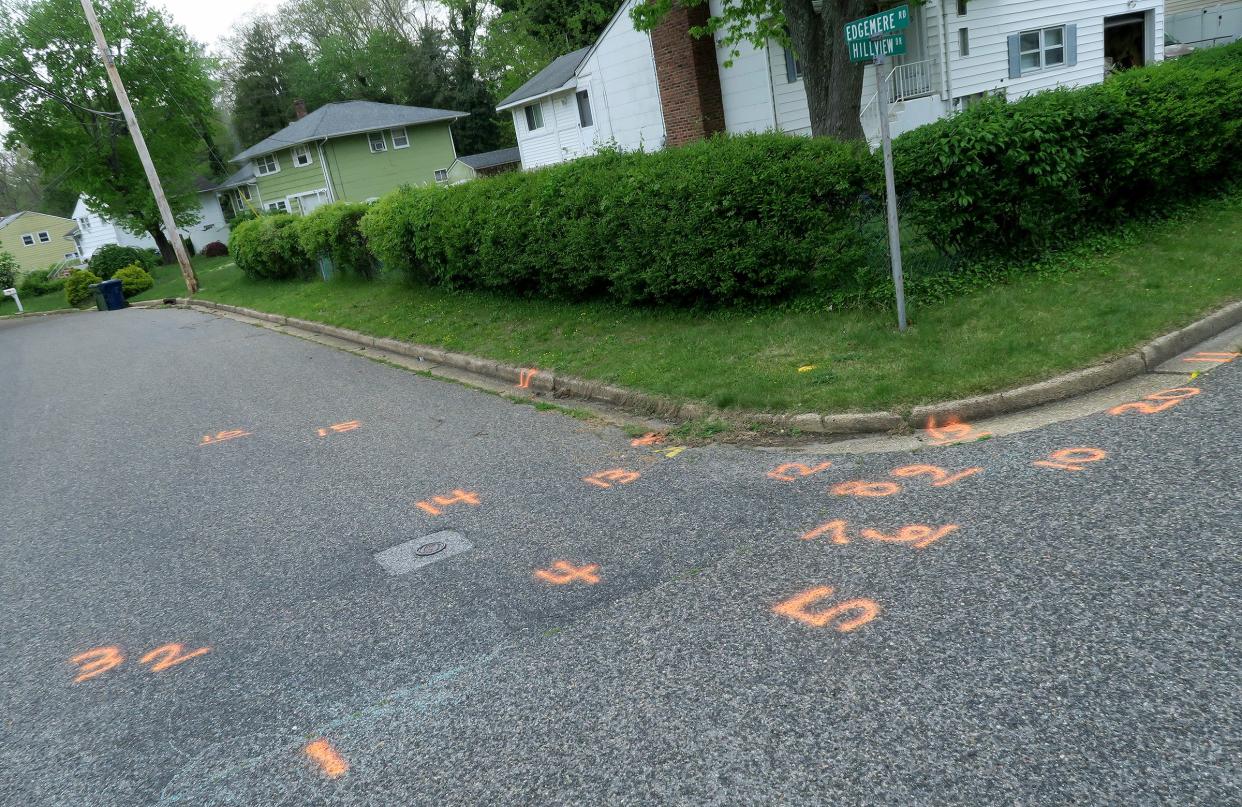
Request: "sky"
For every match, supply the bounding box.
[158,0,282,53]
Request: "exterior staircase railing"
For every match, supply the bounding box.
[858,57,941,136]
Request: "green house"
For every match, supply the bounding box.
[229,101,468,215]
[0,211,79,274]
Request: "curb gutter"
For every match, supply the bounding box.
[167,297,1242,436]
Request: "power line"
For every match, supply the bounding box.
[0,64,122,119]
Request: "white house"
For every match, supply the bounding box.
[499,0,1166,162]
[1164,0,1241,47]
[69,178,232,261]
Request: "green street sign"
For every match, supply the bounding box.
[844,5,911,44]
[847,33,907,63]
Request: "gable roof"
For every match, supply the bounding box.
[0,210,73,230]
[496,47,591,111]
[232,100,469,163]
[215,162,257,190]
[0,212,20,230]
[457,147,522,170]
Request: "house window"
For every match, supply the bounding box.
[239,185,252,201]
[390,128,409,148]
[255,154,280,175]
[576,90,593,127]
[956,0,967,16]
[77,217,90,231]
[1019,26,1066,71]
[368,131,387,153]
[65,252,78,259]
[291,145,313,167]
[266,200,289,213]
[20,233,34,246]
[959,28,970,56]
[434,168,448,182]
[37,231,50,243]
[524,103,544,131]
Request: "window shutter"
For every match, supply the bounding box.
[784,47,799,83]
[1007,33,1022,78]
[1065,24,1078,66]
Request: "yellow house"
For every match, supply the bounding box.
[0,211,80,274]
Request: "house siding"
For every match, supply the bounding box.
[251,122,457,209]
[949,0,1163,100]
[0,212,78,274]
[1165,0,1242,44]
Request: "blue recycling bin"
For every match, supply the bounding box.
[89,278,127,311]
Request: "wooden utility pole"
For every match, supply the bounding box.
[77,0,199,295]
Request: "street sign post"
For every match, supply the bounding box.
[845,4,910,331]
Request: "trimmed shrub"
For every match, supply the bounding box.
[0,250,16,292]
[361,134,880,306]
[65,269,102,306]
[202,241,228,257]
[229,214,313,280]
[113,264,154,298]
[17,266,66,297]
[89,243,159,279]
[894,42,1242,258]
[298,202,377,279]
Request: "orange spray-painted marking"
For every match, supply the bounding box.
[767,461,833,482]
[890,464,982,488]
[831,480,901,497]
[583,469,640,488]
[316,420,361,437]
[198,429,251,447]
[925,416,991,446]
[534,561,601,585]
[1108,387,1200,416]
[772,586,881,632]
[305,739,349,779]
[1182,351,1238,364]
[1033,447,1108,472]
[69,646,124,683]
[139,643,211,672]
[630,432,666,447]
[517,368,540,389]
[415,489,481,516]
[859,524,959,549]
[800,519,850,544]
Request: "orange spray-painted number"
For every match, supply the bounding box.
[517,368,540,389]
[767,461,833,482]
[830,480,901,497]
[801,520,958,549]
[890,464,982,487]
[925,416,991,445]
[772,586,881,632]
[70,646,125,683]
[1033,447,1108,472]
[199,429,251,447]
[415,489,481,516]
[583,469,640,488]
[1182,351,1237,364]
[139,643,212,672]
[1108,387,1200,416]
[534,561,601,585]
[305,739,349,779]
[630,432,666,447]
[316,420,361,437]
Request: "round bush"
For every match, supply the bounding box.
[17,266,66,297]
[298,202,376,279]
[0,250,16,292]
[202,241,228,258]
[113,264,154,298]
[89,244,158,279]
[65,269,102,306]
[229,215,312,280]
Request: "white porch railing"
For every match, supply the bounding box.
[859,57,940,135]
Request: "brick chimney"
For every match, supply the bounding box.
[293,99,308,120]
[650,1,726,147]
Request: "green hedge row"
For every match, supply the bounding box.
[229,203,374,281]
[361,136,879,305]
[893,44,1242,257]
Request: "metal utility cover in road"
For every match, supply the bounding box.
[844,5,911,43]
[848,34,907,62]
[375,531,472,575]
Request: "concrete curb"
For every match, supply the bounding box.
[0,306,83,320]
[172,296,1241,436]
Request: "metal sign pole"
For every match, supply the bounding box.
[873,44,907,332]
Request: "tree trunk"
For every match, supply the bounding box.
[150,227,176,265]
[783,0,871,141]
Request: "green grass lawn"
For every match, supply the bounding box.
[8,194,1240,414]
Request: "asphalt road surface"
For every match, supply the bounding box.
[1,307,1238,806]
